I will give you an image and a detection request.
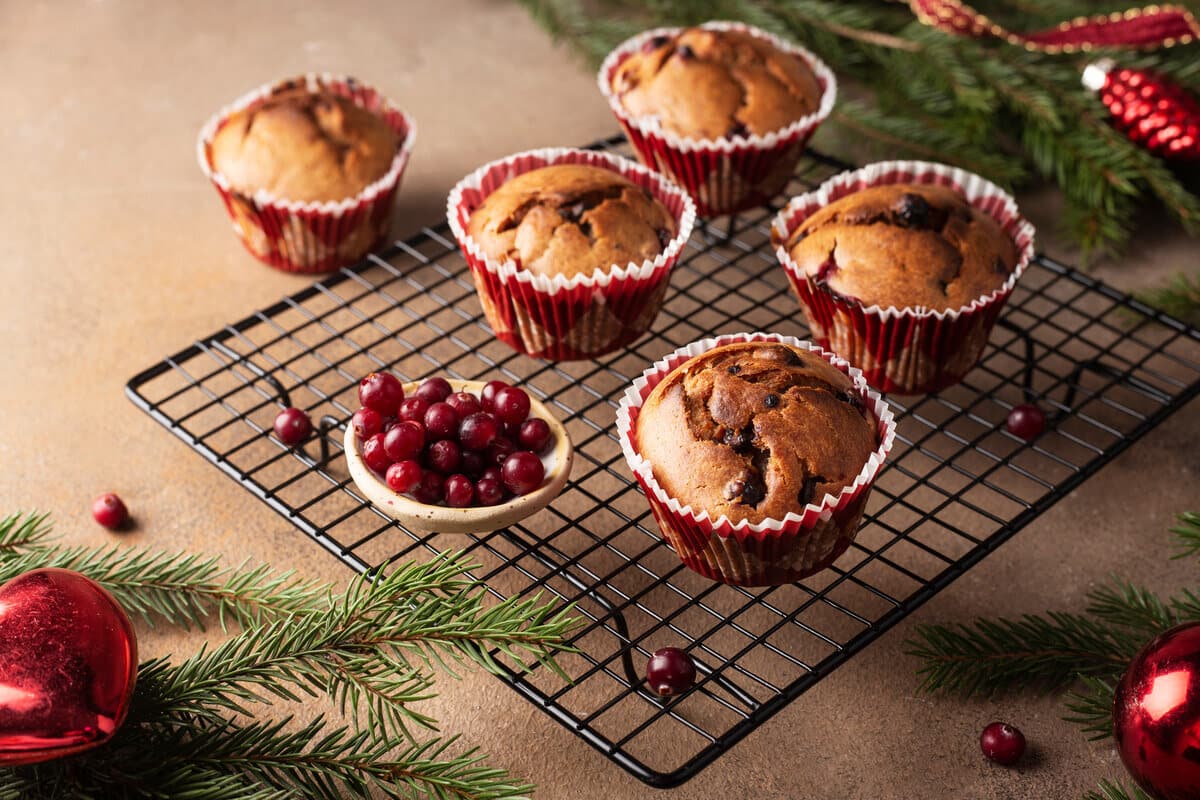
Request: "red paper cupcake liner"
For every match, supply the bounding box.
[616,332,897,586]
[198,74,417,274]
[771,161,1037,394]
[447,147,697,361]
[598,21,837,218]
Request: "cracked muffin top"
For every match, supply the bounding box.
[778,183,1019,311]
[466,164,676,279]
[635,341,878,525]
[610,27,824,141]
[210,87,400,204]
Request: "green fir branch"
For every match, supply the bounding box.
[0,512,53,552]
[1086,580,1177,635]
[1140,276,1200,331]
[1063,675,1117,740]
[1083,780,1157,800]
[1174,511,1200,560]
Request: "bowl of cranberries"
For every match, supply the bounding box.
[344,372,574,534]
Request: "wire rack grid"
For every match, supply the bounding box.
[126,137,1200,788]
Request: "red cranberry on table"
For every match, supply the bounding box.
[424,402,459,441]
[91,493,129,530]
[518,418,552,453]
[645,647,696,697]
[273,407,312,445]
[980,722,1026,766]
[415,377,453,404]
[1005,404,1045,440]
[480,379,508,413]
[397,397,429,423]
[493,386,531,425]
[351,407,383,439]
[383,420,424,462]
[459,412,500,452]
[501,451,545,495]
[427,439,462,475]
[358,372,404,416]
[444,474,475,508]
[386,460,423,494]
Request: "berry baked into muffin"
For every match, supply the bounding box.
[618,334,895,586]
[199,75,415,273]
[447,148,695,361]
[599,22,835,216]
[772,162,1035,394]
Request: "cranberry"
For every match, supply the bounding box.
[427,439,462,474]
[459,412,500,452]
[480,465,502,484]
[645,647,696,697]
[493,386,531,425]
[480,379,509,412]
[460,450,485,478]
[475,476,505,506]
[383,420,424,462]
[486,436,517,467]
[980,722,1026,766]
[502,422,522,440]
[273,407,312,445]
[444,474,475,508]
[397,396,429,423]
[412,471,445,504]
[502,451,544,496]
[358,372,404,415]
[91,493,129,530]
[423,402,459,440]
[415,377,453,404]
[1006,404,1045,440]
[386,460,423,494]
[518,418,552,453]
[351,407,384,439]
[361,433,392,476]
[446,391,482,419]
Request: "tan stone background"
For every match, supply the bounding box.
[1,1,1197,798]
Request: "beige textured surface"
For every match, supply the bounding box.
[0,2,1197,798]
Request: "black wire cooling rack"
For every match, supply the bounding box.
[127,136,1200,788]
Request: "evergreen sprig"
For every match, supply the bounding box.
[0,513,578,799]
[519,0,1200,262]
[1083,781,1156,800]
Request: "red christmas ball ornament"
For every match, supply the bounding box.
[1114,621,1200,800]
[0,569,137,765]
[1083,59,1200,162]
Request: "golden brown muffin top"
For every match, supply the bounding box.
[778,183,1019,311]
[210,87,400,204]
[466,164,676,279]
[610,27,823,141]
[635,341,878,526]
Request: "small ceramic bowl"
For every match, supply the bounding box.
[344,380,574,534]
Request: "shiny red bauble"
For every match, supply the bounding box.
[980,721,1026,766]
[0,569,137,765]
[1114,622,1200,800]
[1085,59,1200,162]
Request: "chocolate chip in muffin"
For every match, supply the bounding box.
[675,43,696,60]
[722,423,756,453]
[764,393,780,408]
[797,475,828,507]
[727,122,750,139]
[740,477,766,507]
[657,228,672,249]
[727,364,742,375]
[642,35,670,53]
[994,256,1011,275]
[894,192,930,229]
[838,390,866,416]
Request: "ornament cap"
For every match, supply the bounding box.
[1082,58,1116,92]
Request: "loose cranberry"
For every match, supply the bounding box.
[424,402,459,440]
[358,372,404,416]
[475,476,505,506]
[91,493,129,530]
[446,391,482,419]
[645,647,696,697]
[412,471,445,504]
[493,386,531,425]
[386,460,423,494]
[980,722,1026,766]
[480,380,509,412]
[486,436,517,467]
[428,439,462,474]
[351,407,383,439]
[384,420,424,462]
[459,412,500,452]
[361,433,392,476]
[397,396,429,423]
[444,474,475,508]
[1006,404,1046,440]
[273,407,312,445]
[502,451,544,496]
[460,450,485,478]
[415,377,453,404]
[518,418,552,453]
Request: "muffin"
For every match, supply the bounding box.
[617,333,896,586]
[198,74,417,274]
[465,165,675,280]
[772,162,1036,394]
[447,148,696,361]
[599,21,835,217]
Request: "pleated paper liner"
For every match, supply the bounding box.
[447,147,697,361]
[198,73,417,274]
[616,332,897,587]
[598,21,837,218]
[771,161,1037,394]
